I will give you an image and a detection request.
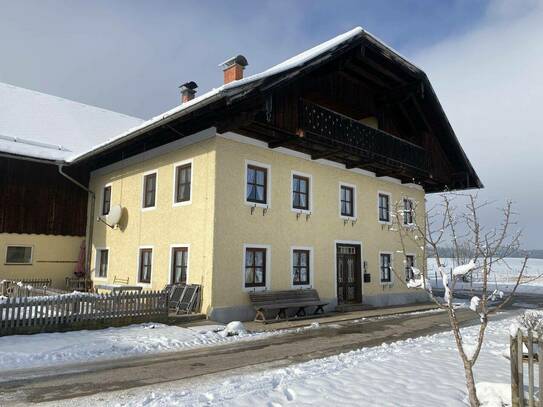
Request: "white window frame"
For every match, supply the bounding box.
[100,183,112,216]
[290,246,314,289]
[4,245,33,265]
[379,251,394,285]
[168,243,191,284]
[405,253,416,282]
[244,160,271,208]
[141,169,158,211]
[377,191,392,225]
[338,182,357,220]
[402,197,416,226]
[137,245,154,286]
[242,243,271,292]
[290,170,313,214]
[94,247,109,280]
[172,159,193,207]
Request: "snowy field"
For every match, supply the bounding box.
[428,257,543,294]
[0,322,290,374]
[60,313,518,407]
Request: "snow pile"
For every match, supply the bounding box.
[452,260,476,277]
[0,322,287,373]
[477,382,511,406]
[94,315,516,407]
[218,321,247,337]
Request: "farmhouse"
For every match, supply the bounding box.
[0,27,481,321]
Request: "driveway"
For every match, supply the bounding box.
[0,305,515,405]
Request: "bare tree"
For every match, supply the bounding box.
[390,193,529,407]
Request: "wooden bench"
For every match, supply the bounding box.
[249,289,328,322]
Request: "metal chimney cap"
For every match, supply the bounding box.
[179,81,198,91]
[218,55,248,69]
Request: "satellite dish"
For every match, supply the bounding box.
[105,205,122,226]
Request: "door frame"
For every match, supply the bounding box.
[334,240,363,304]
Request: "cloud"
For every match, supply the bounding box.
[412,0,543,247]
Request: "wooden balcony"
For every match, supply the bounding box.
[299,99,428,175]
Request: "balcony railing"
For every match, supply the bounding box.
[299,99,427,172]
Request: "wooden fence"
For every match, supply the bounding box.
[0,278,52,297]
[0,290,168,336]
[511,329,542,407]
[65,277,93,292]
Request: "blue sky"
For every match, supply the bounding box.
[0,0,490,118]
[1,0,542,247]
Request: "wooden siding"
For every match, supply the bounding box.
[0,157,87,236]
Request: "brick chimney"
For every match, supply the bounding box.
[179,81,198,104]
[219,55,248,84]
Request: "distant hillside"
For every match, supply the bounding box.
[427,247,543,259]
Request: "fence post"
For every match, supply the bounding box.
[528,331,534,407]
[518,330,525,407]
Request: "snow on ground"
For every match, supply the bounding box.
[429,257,543,294]
[69,313,518,407]
[0,322,290,374]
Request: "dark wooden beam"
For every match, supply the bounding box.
[354,51,407,84]
[343,62,391,89]
[311,148,342,160]
[268,135,300,149]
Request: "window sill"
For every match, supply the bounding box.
[291,208,311,215]
[243,285,268,292]
[245,201,270,209]
[4,262,33,266]
[340,216,357,221]
[291,284,312,289]
[173,200,192,208]
[141,206,157,212]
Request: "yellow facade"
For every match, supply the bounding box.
[89,128,427,321]
[0,233,83,288]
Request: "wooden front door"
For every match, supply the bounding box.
[336,244,362,304]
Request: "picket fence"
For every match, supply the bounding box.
[0,290,168,335]
[510,328,543,407]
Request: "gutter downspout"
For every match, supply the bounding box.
[57,164,95,278]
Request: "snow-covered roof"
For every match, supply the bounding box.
[0,82,144,161]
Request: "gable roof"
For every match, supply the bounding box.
[0,82,144,161]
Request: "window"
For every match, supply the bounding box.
[139,248,153,283]
[380,253,392,283]
[246,165,268,204]
[292,174,310,210]
[378,193,390,222]
[97,249,109,278]
[175,163,192,204]
[171,247,188,284]
[405,255,415,282]
[292,249,310,286]
[142,172,157,208]
[102,185,111,215]
[5,246,32,264]
[403,198,414,225]
[340,185,354,217]
[244,247,266,288]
